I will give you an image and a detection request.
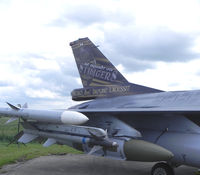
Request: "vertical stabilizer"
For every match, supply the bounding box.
[70,37,128,87]
[70,38,162,101]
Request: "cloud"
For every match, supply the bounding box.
[21,53,81,96]
[0,80,13,87]
[51,5,105,27]
[125,59,200,91]
[91,27,197,73]
[43,1,200,74]
[25,89,58,99]
[1,0,200,109]
[49,4,198,73]
[49,1,134,28]
[0,51,81,108]
[104,27,198,62]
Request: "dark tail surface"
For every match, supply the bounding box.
[70,37,162,101]
[70,37,128,87]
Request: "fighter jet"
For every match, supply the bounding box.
[1,37,200,175]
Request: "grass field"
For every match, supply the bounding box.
[0,117,21,142]
[0,117,82,168]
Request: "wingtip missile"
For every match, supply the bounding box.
[3,102,89,125]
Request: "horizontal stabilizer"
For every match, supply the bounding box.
[5,117,17,124]
[43,138,56,147]
[18,133,38,144]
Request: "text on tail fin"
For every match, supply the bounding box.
[70,37,128,88]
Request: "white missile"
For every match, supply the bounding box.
[0,102,88,125]
[60,111,89,125]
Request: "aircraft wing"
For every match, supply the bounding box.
[75,106,200,115]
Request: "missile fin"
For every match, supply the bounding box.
[88,145,102,155]
[5,117,17,124]
[6,102,20,110]
[87,128,107,139]
[22,103,28,108]
[18,133,38,144]
[43,138,56,147]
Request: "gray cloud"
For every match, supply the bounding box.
[50,4,105,27]
[0,80,13,87]
[99,45,155,72]
[0,53,81,108]
[37,71,80,96]
[22,53,49,60]
[104,28,197,62]
[1,1,200,109]
[2,26,198,108]
[95,27,198,72]
[50,4,198,73]
[18,54,81,97]
[0,88,70,109]
[2,0,200,111]
[49,3,134,27]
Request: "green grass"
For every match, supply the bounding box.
[0,117,21,142]
[0,142,81,168]
[0,117,82,168]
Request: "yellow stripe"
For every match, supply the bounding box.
[75,94,107,98]
[89,83,107,87]
[95,58,110,62]
[72,41,92,49]
[93,79,111,85]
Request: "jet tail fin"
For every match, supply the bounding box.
[70,37,128,87]
[70,38,162,101]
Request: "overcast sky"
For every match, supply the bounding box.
[0,0,200,109]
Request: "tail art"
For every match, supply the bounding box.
[70,37,162,101]
[70,38,128,87]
